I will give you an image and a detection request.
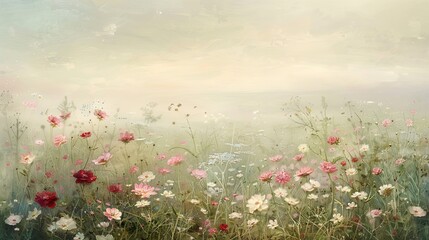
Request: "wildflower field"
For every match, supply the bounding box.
[1,94,429,240]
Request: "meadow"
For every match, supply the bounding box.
[1,93,428,240]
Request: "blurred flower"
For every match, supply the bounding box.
[53,135,67,147]
[359,144,369,152]
[219,223,228,232]
[161,190,175,198]
[406,119,413,127]
[55,215,77,231]
[73,170,97,184]
[80,131,91,139]
[345,168,357,176]
[35,139,45,145]
[296,167,313,177]
[96,234,114,240]
[346,202,357,209]
[351,191,368,200]
[47,115,61,127]
[138,171,156,183]
[382,119,392,127]
[94,109,108,120]
[327,136,340,145]
[108,184,123,193]
[247,194,269,213]
[129,165,139,174]
[269,155,283,162]
[158,168,171,175]
[275,170,291,184]
[20,152,35,165]
[26,208,41,220]
[135,200,150,208]
[73,232,85,240]
[378,184,395,197]
[119,131,135,143]
[284,197,300,206]
[395,158,406,166]
[92,152,113,165]
[372,167,383,175]
[259,171,274,182]
[330,213,344,224]
[167,155,184,166]
[5,214,22,226]
[267,219,278,229]
[35,191,58,208]
[104,208,122,221]
[60,112,71,120]
[228,212,243,219]
[97,222,110,228]
[320,161,337,173]
[274,188,288,198]
[409,206,427,217]
[298,144,309,153]
[368,209,382,218]
[191,169,207,179]
[247,218,259,228]
[293,154,304,161]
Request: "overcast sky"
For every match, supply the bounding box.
[1,0,429,115]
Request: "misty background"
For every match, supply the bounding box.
[1,0,429,121]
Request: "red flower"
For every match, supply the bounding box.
[340,161,347,166]
[119,131,135,143]
[35,191,58,208]
[73,169,97,184]
[80,131,92,138]
[219,223,228,232]
[108,183,123,193]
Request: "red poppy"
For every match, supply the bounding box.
[80,131,92,138]
[108,183,123,193]
[219,224,228,232]
[73,169,97,184]
[34,191,59,208]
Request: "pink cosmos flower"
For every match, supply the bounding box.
[129,165,139,174]
[293,154,304,161]
[381,119,392,127]
[269,155,283,162]
[275,170,291,184]
[131,183,157,198]
[158,168,171,175]
[191,169,207,179]
[369,209,382,218]
[47,115,61,127]
[92,152,113,165]
[320,161,337,174]
[119,131,134,143]
[259,171,274,182]
[372,167,383,175]
[94,109,108,120]
[103,208,122,221]
[167,155,184,166]
[327,136,340,145]
[20,153,35,165]
[296,167,314,177]
[53,135,67,147]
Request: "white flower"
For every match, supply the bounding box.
[309,179,321,188]
[409,206,427,217]
[246,194,269,213]
[345,168,358,176]
[360,144,369,152]
[200,208,208,215]
[351,191,368,200]
[284,197,300,206]
[322,194,330,198]
[135,200,150,208]
[166,180,175,186]
[189,199,200,205]
[138,171,155,183]
[307,194,318,200]
[274,188,288,198]
[207,182,216,188]
[346,202,357,209]
[161,190,175,198]
[247,218,259,228]
[74,232,85,240]
[5,214,22,226]
[330,213,344,224]
[378,184,395,197]
[267,219,278,229]
[228,212,243,219]
[96,235,114,240]
[47,223,57,232]
[55,215,77,231]
[298,144,309,153]
[301,183,315,192]
[97,222,110,228]
[26,208,41,220]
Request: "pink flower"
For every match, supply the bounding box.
[129,165,139,174]
[274,170,291,184]
[296,167,314,177]
[395,158,406,166]
[103,208,122,221]
[157,153,167,160]
[47,115,61,127]
[158,168,171,175]
[119,131,134,143]
[327,136,340,145]
[94,109,108,120]
[369,209,382,218]
[53,135,67,147]
[320,161,337,174]
[259,171,274,182]
[269,155,283,162]
[381,119,392,127]
[75,159,84,166]
[406,119,413,127]
[167,155,184,166]
[20,153,35,165]
[372,167,383,175]
[293,154,304,161]
[92,152,113,165]
[191,169,207,179]
[131,183,157,198]
[108,184,123,193]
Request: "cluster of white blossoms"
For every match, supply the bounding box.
[336,185,352,193]
[246,194,269,213]
[301,179,321,192]
[351,191,368,200]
